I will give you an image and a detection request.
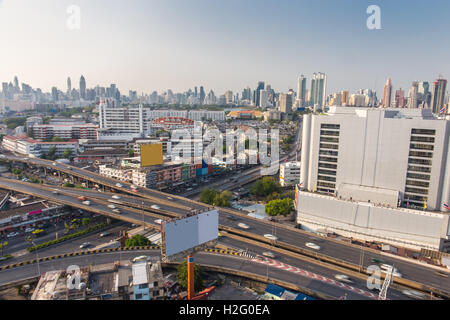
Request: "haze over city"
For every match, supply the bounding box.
[1,0,449,94]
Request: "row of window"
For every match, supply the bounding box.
[407,165,431,173]
[405,187,429,195]
[410,143,434,151]
[318,169,337,176]
[318,175,336,182]
[411,129,436,136]
[406,179,429,188]
[406,172,430,181]
[320,130,340,137]
[321,124,341,130]
[320,137,339,143]
[319,150,339,157]
[409,151,433,158]
[410,136,435,143]
[320,143,339,150]
[408,158,432,166]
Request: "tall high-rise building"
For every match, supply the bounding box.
[225,90,233,104]
[341,91,349,106]
[394,89,406,108]
[79,75,86,100]
[408,82,419,109]
[382,77,393,107]
[13,76,19,91]
[430,76,448,114]
[67,77,72,94]
[309,73,327,107]
[199,86,205,105]
[297,75,307,107]
[51,87,58,102]
[418,81,431,108]
[254,81,265,107]
[279,93,293,114]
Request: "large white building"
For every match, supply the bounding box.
[297,107,450,252]
[2,136,79,158]
[97,103,225,140]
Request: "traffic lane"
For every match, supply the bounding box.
[1,223,129,266]
[218,211,450,292]
[193,253,368,300]
[218,237,410,300]
[50,187,189,216]
[0,250,160,285]
[0,180,161,229]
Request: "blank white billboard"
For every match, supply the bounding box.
[163,210,219,258]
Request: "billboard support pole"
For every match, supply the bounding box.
[187,255,195,300]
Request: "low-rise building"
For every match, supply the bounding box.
[280,162,301,187]
[2,135,79,158]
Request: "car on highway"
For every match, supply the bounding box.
[402,290,426,299]
[150,205,161,210]
[380,264,402,277]
[115,183,123,188]
[264,234,278,241]
[186,188,193,191]
[77,196,87,201]
[112,195,121,200]
[237,223,250,230]
[7,232,20,238]
[100,232,111,238]
[25,227,35,233]
[79,242,91,249]
[133,255,150,263]
[107,204,117,209]
[167,197,173,200]
[435,271,449,278]
[262,252,275,258]
[154,219,163,225]
[52,190,59,195]
[334,275,353,283]
[112,209,121,214]
[371,257,384,264]
[82,201,91,206]
[305,242,321,250]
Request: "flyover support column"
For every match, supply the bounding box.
[106,218,111,225]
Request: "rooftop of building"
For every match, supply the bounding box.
[325,106,440,120]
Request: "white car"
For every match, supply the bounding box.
[238,223,250,230]
[402,290,425,299]
[107,204,117,209]
[79,242,91,249]
[151,205,161,210]
[154,219,163,225]
[335,275,353,283]
[133,255,149,263]
[130,185,138,189]
[7,232,20,238]
[112,209,121,214]
[82,201,91,206]
[112,195,121,200]
[167,197,173,200]
[380,264,402,277]
[305,242,321,250]
[25,228,35,233]
[262,252,275,258]
[264,234,278,241]
[115,183,123,188]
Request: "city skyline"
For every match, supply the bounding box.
[1,0,449,95]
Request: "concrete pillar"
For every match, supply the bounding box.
[106,217,111,225]
[187,256,195,300]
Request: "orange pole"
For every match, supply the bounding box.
[187,255,195,300]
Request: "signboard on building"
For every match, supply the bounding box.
[161,209,219,260]
[140,143,163,167]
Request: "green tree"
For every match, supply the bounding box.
[200,188,217,205]
[47,146,57,160]
[176,260,203,291]
[128,149,135,157]
[81,218,91,226]
[265,198,294,217]
[250,177,280,197]
[62,148,72,159]
[125,234,151,247]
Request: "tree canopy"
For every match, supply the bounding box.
[125,234,151,247]
[177,260,203,291]
[250,176,281,197]
[200,188,232,207]
[265,198,294,217]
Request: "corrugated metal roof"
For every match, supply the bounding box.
[132,262,148,285]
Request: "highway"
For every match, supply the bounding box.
[0,177,448,298]
[2,121,450,297]
[0,249,410,300]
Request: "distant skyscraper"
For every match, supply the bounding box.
[225,90,233,104]
[279,93,293,114]
[394,89,405,108]
[430,76,447,114]
[13,76,19,90]
[194,87,198,98]
[51,87,58,101]
[382,77,392,107]
[297,75,307,107]
[341,91,349,106]
[254,81,265,107]
[199,86,205,105]
[67,77,72,94]
[309,73,327,107]
[408,82,419,109]
[79,75,86,100]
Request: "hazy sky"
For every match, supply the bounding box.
[1,0,449,96]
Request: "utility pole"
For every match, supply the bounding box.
[187,255,195,300]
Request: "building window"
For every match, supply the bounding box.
[319,162,337,170]
[320,130,340,137]
[406,180,429,188]
[320,137,339,143]
[410,144,434,151]
[320,143,339,150]
[406,173,430,181]
[139,284,148,289]
[321,124,340,130]
[411,129,436,135]
[319,156,338,163]
[135,293,143,299]
[409,151,433,158]
[410,136,435,143]
[319,150,339,157]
